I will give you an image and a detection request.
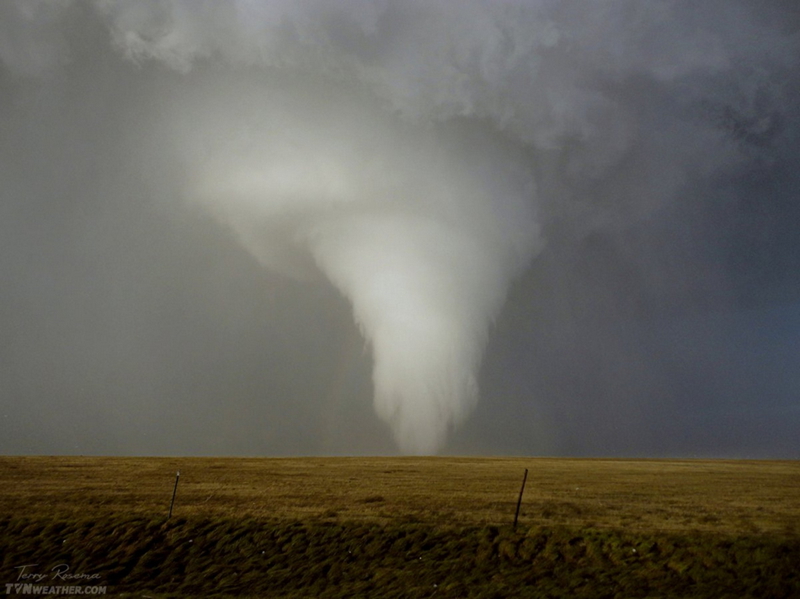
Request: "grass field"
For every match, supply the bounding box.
[1,456,798,597]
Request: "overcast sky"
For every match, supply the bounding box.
[1,1,799,457]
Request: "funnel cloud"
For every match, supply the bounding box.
[171,74,538,453]
[1,1,798,456]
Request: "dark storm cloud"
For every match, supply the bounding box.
[1,1,798,456]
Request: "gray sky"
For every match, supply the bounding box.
[1,1,799,457]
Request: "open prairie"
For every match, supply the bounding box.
[1,456,798,597]
[2,456,798,535]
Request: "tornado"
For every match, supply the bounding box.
[2,0,795,454]
[181,80,540,453]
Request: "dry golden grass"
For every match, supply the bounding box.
[2,456,799,597]
[1,455,797,537]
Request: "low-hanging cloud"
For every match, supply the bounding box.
[1,0,797,454]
